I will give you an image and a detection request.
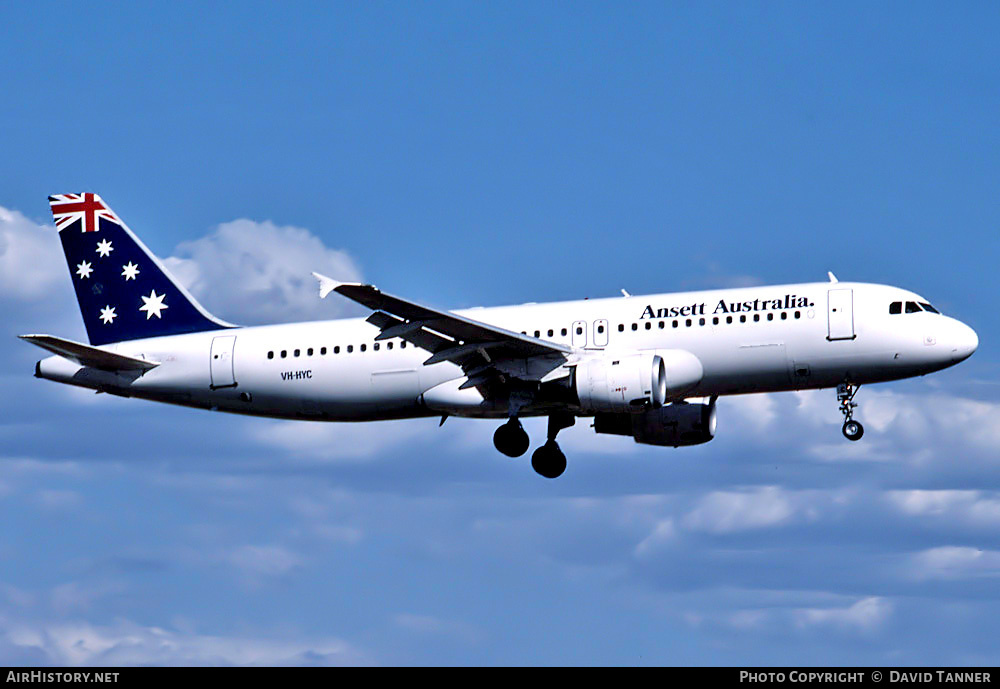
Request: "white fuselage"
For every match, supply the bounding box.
[36,281,978,421]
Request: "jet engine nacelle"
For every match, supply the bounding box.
[594,397,717,447]
[574,349,703,413]
[575,352,666,413]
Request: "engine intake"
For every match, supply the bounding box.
[574,349,703,413]
[594,397,717,447]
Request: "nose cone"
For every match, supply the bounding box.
[950,321,979,363]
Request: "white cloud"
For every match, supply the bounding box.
[682,486,798,534]
[633,518,678,557]
[253,417,443,462]
[794,596,892,631]
[35,489,83,512]
[910,546,1000,581]
[1,618,365,666]
[721,388,1000,465]
[393,613,482,644]
[162,218,363,325]
[0,206,65,301]
[49,581,120,615]
[887,490,1000,527]
[226,545,303,579]
[0,201,363,325]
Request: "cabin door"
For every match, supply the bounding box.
[827,289,856,341]
[210,335,237,389]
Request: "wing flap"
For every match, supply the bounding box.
[19,334,159,372]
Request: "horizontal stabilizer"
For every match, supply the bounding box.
[19,334,159,372]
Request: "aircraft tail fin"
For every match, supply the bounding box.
[48,193,235,346]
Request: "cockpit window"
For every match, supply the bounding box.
[905,301,922,313]
[920,302,940,314]
[889,301,902,315]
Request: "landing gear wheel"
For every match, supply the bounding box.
[494,420,529,458]
[837,382,864,442]
[531,441,567,479]
[842,420,864,441]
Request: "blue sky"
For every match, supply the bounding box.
[1,1,999,665]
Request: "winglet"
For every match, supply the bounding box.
[312,272,341,299]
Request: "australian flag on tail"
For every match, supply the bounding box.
[50,193,234,347]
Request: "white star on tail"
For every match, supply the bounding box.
[96,239,113,257]
[139,290,168,319]
[122,261,140,280]
[76,261,93,279]
[99,305,117,324]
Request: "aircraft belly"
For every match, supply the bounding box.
[700,342,791,394]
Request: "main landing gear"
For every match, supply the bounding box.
[493,418,530,458]
[837,382,864,441]
[531,414,575,479]
[493,413,575,479]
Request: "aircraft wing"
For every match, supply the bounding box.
[313,274,571,384]
[19,334,159,372]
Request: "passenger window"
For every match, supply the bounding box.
[534,330,540,338]
[374,343,379,351]
[360,344,367,352]
[548,329,554,337]
[645,322,651,330]
[334,346,340,354]
[307,348,313,356]
[267,351,274,359]
[631,323,638,331]
[321,347,327,355]
[889,301,902,315]
[617,324,624,332]
[347,345,353,353]
[906,301,921,314]
[920,302,940,314]
[294,349,300,357]
[561,328,568,336]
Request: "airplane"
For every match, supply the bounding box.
[21,193,979,478]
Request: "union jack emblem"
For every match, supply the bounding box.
[49,193,121,233]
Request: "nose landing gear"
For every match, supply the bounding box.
[837,382,864,441]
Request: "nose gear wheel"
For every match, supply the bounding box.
[837,382,864,441]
